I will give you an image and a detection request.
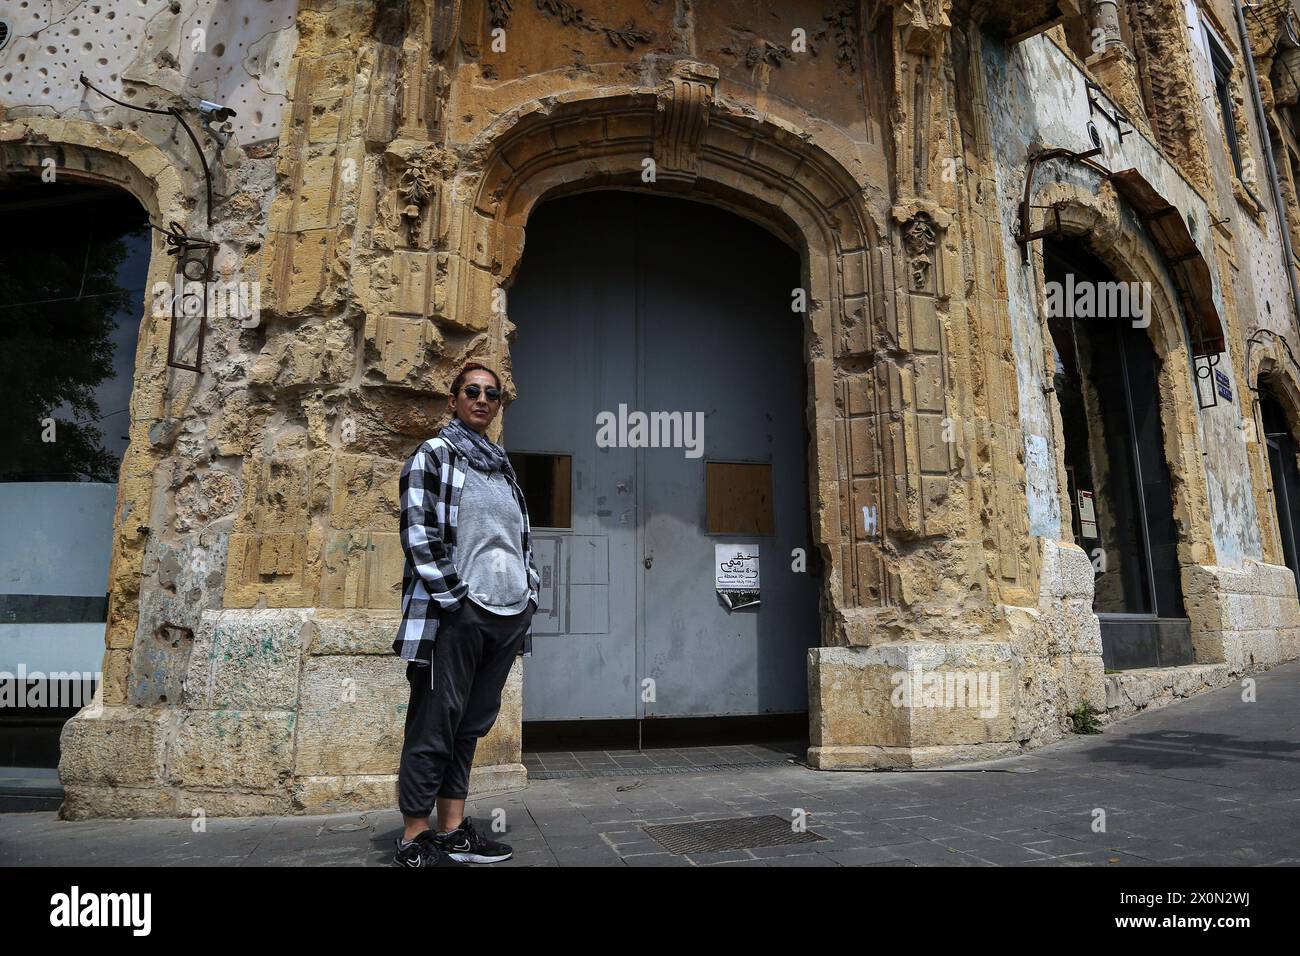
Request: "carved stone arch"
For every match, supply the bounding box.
[449,85,890,634]
[465,90,878,279]
[0,118,196,704]
[1028,182,1217,570]
[1248,338,1300,434]
[1247,336,1300,566]
[0,119,189,229]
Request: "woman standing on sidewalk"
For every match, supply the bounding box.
[391,362,540,867]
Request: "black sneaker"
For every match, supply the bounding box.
[393,830,467,867]
[434,816,513,864]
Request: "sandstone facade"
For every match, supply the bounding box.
[1,0,1298,818]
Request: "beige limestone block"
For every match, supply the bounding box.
[185,609,314,710]
[60,785,178,821]
[170,709,296,791]
[292,774,399,815]
[318,532,403,610]
[311,611,404,656]
[295,655,407,776]
[329,453,402,529]
[58,698,171,787]
[809,643,1016,756]
[172,789,295,818]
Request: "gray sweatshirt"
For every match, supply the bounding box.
[455,463,531,614]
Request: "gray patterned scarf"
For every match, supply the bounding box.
[441,414,518,482]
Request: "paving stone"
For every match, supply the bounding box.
[817,844,904,865]
[682,848,758,865]
[622,852,689,867]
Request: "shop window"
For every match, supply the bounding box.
[0,181,148,482]
[0,178,149,765]
[1044,241,1190,669]
[705,461,774,535]
[508,452,572,529]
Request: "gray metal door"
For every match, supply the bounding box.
[505,190,818,721]
[504,193,639,720]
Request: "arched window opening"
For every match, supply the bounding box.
[0,177,150,766]
[1260,389,1300,591]
[1044,239,1191,670]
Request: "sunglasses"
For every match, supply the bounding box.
[460,384,502,402]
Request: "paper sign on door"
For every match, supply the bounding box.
[715,544,760,611]
[1078,490,1098,540]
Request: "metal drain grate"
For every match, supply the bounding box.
[643,815,827,854]
[528,758,796,780]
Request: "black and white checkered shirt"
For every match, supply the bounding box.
[392,434,539,663]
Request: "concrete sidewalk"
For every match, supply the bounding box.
[3,662,1298,866]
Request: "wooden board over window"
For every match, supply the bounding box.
[706,461,774,534]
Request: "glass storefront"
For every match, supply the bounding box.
[1261,391,1300,593]
[1044,242,1191,670]
[0,179,149,765]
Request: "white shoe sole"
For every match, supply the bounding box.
[448,851,512,864]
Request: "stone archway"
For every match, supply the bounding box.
[0,119,193,707]
[1024,179,1298,673]
[396,75,977,768]
[1248,338,1300,569]
[413,74,899,646]
[1029,182,1217,576]
[474,101,861,610]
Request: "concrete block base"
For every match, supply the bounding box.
[807,741,1021,770]
[808,641,1019,768]
[291,763,528,815]
[1103,663,1231,721]
[57,608,528,820]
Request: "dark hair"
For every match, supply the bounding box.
[450,362,501,398]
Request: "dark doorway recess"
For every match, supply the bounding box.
[1044,240,1192,670]
[1261,390,1300,593]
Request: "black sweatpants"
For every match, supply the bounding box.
[397,599,532,815]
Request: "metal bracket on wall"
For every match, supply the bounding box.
[1016,145,1109,261]
[155,222,216,373]
[1194,352,1222,410]
[78,75,220,372]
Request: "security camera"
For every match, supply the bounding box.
[198,100,237,147]
[199,100,236,123]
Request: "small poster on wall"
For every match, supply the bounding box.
[715,544,760,610]
[1078,490,1098,540]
